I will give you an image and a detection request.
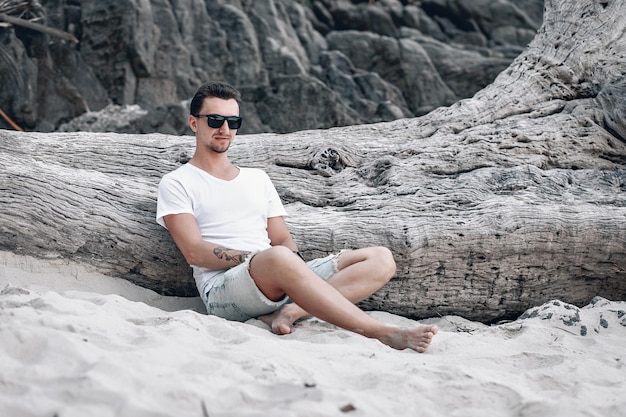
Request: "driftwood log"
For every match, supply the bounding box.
[1,0,625,322]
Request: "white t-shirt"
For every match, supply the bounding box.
[156,163,287,296]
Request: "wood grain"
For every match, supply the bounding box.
[1,0,625,321]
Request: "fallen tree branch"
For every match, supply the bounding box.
[0,0,624,322]
[0,12,78,43]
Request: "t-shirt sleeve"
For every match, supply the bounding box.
[265,173,288,219]
[156,175,193,228]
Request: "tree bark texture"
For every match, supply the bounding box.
[1,0,625,321]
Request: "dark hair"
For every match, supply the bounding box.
[189,81,241,115]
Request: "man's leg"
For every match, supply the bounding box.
[249,246,437,352]
[260,246,396,333]
[329,246,397,302]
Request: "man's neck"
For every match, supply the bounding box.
[190,153,239,181]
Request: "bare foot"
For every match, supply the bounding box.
[377,325,438,353]
[258,304,303,335]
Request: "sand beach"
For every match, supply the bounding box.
[1,251,624,417]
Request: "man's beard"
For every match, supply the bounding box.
[208,139,231,153]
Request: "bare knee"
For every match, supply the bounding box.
[253,246,297,272]
[262,245,293,260]
[344,246,396,282]
[372,246,396,280]
[249,246,303,300]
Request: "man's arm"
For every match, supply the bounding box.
[267,216,298,252]
[163,213,251,269]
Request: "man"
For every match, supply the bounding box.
[156,81,437,352]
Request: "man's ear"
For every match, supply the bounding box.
[188,114,198,132]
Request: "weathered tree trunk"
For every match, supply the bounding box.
[1,0,625,322]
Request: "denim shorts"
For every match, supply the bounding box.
[204,253,339,322]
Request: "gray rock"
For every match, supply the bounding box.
[0,0,543,133]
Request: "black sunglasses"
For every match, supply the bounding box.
[194,114,242,129]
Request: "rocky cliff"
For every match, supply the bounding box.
[0,0,543,135]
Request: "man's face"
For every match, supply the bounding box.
[189,97,240,154]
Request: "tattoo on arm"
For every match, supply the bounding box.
[213,246,251,265]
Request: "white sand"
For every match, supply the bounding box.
[1,251,624,417]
